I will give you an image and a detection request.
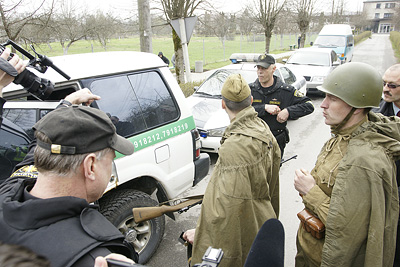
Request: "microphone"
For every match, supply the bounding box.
[244,218,285,267]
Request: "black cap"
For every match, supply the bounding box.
[34,105,134,155]
[255,54,275,68]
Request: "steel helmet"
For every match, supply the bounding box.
[317,62,382,108]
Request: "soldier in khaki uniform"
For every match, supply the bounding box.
[184,74,281,267]
[294,62,400,267]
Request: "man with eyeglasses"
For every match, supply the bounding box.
[374,63,400,267]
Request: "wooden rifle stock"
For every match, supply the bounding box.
[133,196,203,223]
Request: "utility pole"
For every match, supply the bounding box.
[138,0,152,53]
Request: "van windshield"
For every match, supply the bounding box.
[314,36,346,47]
[287,51,330,67]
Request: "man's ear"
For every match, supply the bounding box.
[251,95,253,104]
[83,153,97,181]
[222,99,226,110]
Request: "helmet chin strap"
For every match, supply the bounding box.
[332,107,356,133]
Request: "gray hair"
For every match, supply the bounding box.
[34,131,113,176]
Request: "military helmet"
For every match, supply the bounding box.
[317,62,382,108]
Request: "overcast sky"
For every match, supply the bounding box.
[77,0,365,18]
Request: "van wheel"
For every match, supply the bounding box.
[99,189,165,264]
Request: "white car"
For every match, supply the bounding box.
[284,47,340,94]
[187,54,307,153]
[2,51,209,264]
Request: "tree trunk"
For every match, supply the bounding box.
[264,31,272,53]
[172,29,184,84]
[300,32,306,48]
[138,0,152,53]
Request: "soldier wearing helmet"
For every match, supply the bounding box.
[294,62,400,267]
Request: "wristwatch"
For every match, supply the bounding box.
[58,99,72,107]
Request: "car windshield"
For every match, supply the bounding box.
[195,69,257,97]
[287,51,330,67]
[314,36,346,47]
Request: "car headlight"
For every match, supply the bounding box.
[207,127,227,137]
[311,76,325,83]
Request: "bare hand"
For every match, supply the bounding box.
[265,104,281,115]
[94,253,135,267]
[294,168,316,196]
[183,228,196,244]
[64,88,101,106]
[277,108,289,123]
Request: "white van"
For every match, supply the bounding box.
[2,51,210,264]
[313,24,354,63]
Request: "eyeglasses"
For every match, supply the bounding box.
[383,81,400,89]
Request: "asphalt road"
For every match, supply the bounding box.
[147,33,398,267]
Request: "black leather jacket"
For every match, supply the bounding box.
[0,178,137,267]
[249,76,314,135]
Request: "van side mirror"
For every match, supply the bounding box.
[333,61,340,67]
[348,43,353,47]
[310,42,313,46]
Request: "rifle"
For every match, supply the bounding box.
[132,195,203,223]
[280,155,297,166]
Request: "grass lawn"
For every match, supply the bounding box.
[31,33,318,70]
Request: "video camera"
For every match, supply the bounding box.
[0,39,70,100]
[193,246,223,267]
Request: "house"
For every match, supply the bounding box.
[363,0,398,32]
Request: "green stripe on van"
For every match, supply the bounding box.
[115,116,196,159]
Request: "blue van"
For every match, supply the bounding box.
[313,24,354,63]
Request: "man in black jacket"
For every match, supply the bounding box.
[250,54,314,157]
[373,63,400,267]
[0,105,138,267]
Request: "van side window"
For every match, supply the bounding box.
[128,72,179,129]
[3,108,38,140]
[89,72,179,137]
[0,121,30,181]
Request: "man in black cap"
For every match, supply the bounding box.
[158,52,170,66]
[249,54,314,157]
[0,105,137,267]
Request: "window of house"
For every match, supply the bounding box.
[385,3,395,8]
[376,3,381,8]
[384,13,393,18]
[375,13,380,18]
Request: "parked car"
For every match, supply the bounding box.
[284,47,340,94]
[313,24,354,63]
[187,53,307,153]
[1,51,210,264]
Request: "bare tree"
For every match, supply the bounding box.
[330,0,344,24]
[252,0,287,53]
[86,12,120,51]
[49,0,92,55]
[292,0,316,48]
[159,0,206,84]
[274,8,297,49]
[237,8,255,40]
[0,0,55,44]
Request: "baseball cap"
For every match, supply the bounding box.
[221,74,251,102]
[255,54,275,68]
[34,105,134,155]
